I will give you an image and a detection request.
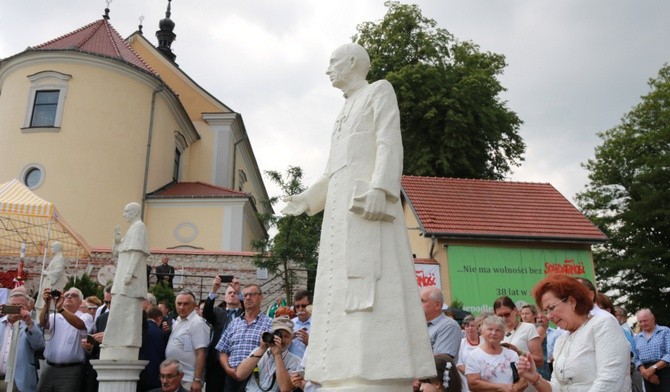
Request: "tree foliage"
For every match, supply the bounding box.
[252,167,322,302]
[65,273,103,299]
[353,1,525,179]
[576,64,670,325]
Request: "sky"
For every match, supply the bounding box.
[1,1,669,209]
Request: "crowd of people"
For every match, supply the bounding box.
[419,275,669,392]
[0,273,667,392]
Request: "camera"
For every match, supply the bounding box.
[262,331,281,345]
[218,275,234,283]
[50,289,61,299]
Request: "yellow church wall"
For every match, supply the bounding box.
[129,38,225,118]
[0,58,188,248]
[144,201,225,250]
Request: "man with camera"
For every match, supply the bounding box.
[37,287,93,392]
[227,316,301,392]
[0,289,44,392]
[217,284,272,392]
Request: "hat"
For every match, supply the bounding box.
[271,316,294,334]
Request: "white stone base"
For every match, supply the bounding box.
[90,359,149,392]
[316,379,413,391]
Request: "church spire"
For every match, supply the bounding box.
[156,0,177,62]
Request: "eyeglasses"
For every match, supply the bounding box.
[242,292,260,298]
[159,373,180,380]
[543,298,567,316]
[294,304,309,309]
[64,293,79,299]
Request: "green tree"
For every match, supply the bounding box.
[252,167,322,303]
[576,64,670,325]
[64,273,103,299]
[354,1,525,179]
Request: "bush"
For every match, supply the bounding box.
[64,273,103,299]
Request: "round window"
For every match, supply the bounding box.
[25,168,42,187]
[20,164,46,189]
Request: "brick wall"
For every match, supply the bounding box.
[0,250,307,310]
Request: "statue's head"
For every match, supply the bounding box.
[326,43,371,90]
[51,241,62,254]
[123,202,142,222]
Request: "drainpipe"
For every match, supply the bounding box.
[141,87,164,219]
[429,235,437,259]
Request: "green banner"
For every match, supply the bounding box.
[447,245,594,314]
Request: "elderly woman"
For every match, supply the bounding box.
[465,315,528,392]
[458,315,481,373]
[520,305,538,324]
[419,354,464,392]
[517,274,631,391]
[494,296,544,369]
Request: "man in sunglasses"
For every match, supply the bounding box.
[289,290,311,358]
[37,287,93,392]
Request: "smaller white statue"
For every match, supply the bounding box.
[35,241,68,311]
[100,202,149,359]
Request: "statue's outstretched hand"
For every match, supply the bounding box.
[113,225,122,242]
[281,196,308,216]
[362,188,386,221]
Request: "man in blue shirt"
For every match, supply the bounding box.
[289,290,311,358]
[634,308,670,391]
[0,289,44,392]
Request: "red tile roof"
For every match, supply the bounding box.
[401,175,607,243]
[147,182,249,199]
[32,19,155,74]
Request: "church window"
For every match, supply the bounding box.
[22,71,71,132]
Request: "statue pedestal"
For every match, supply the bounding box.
[91,359,148,392]
[318,379,413,391]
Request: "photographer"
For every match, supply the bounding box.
[230,316,301,392]
[0,289,44,392]
[37,287,93,392]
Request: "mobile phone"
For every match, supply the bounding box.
[2,305,21,315]
[291,370,305,377]
[218,275,234,283]
[87,334,99,346]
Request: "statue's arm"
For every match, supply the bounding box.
[369,80,403,199]
[282,174,329,216]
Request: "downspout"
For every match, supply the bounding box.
[429,234,437,259]
[141,87,164,219]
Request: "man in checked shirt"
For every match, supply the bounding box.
[634,308,670,391]
[217,284,271,392]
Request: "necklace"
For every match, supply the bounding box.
[466,335,480,346]
[554,316,592,383]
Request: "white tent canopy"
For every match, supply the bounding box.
[0,179,91,258]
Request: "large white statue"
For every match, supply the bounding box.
[35,241,68,311]
[282,43,435,391]
[100,202,149,359]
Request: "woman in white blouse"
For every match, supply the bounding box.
[517,274,631,391]
[465,316,528,391]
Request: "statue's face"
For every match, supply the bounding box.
[123,204,139,222]
[326,47,353,90]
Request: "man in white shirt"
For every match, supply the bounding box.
[37,287,93,392]
[165,291,209,392]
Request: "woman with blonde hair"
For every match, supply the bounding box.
[465,315,528,391]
